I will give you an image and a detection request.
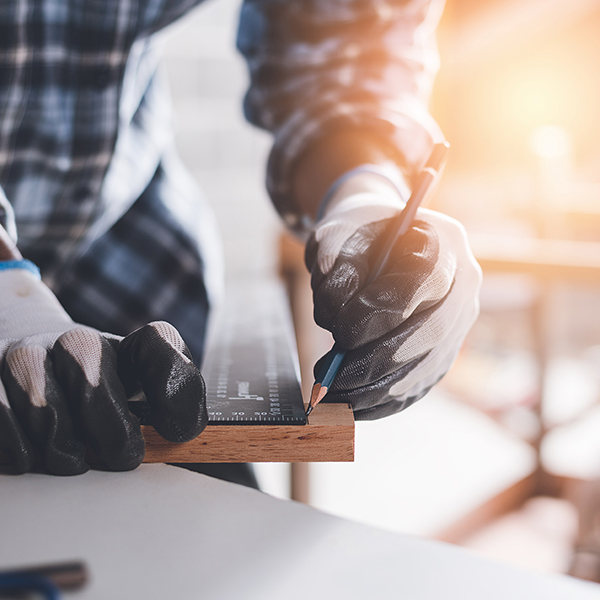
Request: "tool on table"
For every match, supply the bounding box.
[0,560,88,599]
[306,141,451,417]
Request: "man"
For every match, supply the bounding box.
[0,0,480,476]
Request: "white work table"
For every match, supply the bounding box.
[0,465,598,599]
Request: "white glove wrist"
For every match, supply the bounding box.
[313,171,409,276]
[0,263,74,340]
[327,171,407,214]
[316,163,409,222]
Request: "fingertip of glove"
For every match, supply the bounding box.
[91,416,147,472]
[45,455,90,476]
[154,416,207,443]
[0,409,36,474]
[43,434,90,475]
[102,444,146,472]
[1,447,35,474]
[152,393,208,443]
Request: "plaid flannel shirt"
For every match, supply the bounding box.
[0,0,443,362]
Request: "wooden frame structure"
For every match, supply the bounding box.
[437,237,600,543]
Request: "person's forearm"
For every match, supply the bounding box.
[239,0,444,233]
[292,130,406,220]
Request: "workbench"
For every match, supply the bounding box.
[0,464,597,599]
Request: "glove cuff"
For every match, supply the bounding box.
[316,164,410,222]
[0,259,41,279]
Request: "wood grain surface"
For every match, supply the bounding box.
[141,402,355,463]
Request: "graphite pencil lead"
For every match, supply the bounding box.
[305,404,313,417]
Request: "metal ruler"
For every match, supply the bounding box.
[202,280,306,425]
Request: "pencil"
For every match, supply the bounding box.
[305,141,450,417]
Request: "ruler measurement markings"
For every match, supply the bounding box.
[203,282,306,425]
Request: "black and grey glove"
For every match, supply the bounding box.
[0,261,207,475]
[306,173,481,419]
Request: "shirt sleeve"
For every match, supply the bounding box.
[237,0,446,235]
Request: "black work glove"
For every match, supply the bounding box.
[0,261,207,475]
[305,175,481,419]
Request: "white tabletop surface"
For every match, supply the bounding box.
[0,464,598,599]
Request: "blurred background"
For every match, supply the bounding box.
[160,0,600,579]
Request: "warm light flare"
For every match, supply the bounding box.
[530,125,571,160]
[505,63,583,130]
[454,50,596,169]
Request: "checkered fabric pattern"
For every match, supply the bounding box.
[238,0,445,235]
[54,163,211,366]
[0,0,444,358]
[0,0,202,285]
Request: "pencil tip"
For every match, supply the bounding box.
[305,382,321,418]
[316,385,328,404]
[310,383,321,403]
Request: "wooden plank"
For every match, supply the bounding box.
[141,402,354,463]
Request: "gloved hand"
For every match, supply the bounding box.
[0,261,207,475]
[305,172,481,419]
